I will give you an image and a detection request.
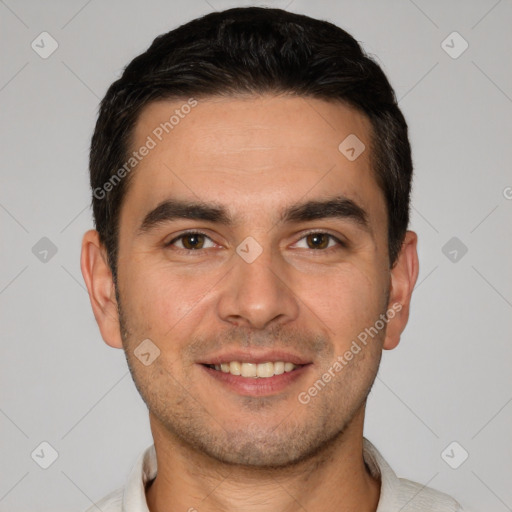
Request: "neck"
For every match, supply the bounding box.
[145,407,380,512]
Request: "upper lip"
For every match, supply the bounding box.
[198,349,312,366]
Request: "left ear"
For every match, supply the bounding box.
[383,230,419,350]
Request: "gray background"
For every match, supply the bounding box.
[1,0,511,511]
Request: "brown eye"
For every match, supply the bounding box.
[167,232,215,250]
[293,232,345,252]
[305,233,330,249]
[181,233,205,249]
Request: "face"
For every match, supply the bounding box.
[109,95,398,467]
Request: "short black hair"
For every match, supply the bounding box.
[89,6,413,282]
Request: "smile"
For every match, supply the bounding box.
[200,361,311,397]
[204,361,301,378]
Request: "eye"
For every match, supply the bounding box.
[294,232,345,251]
[166,231,216,250]
[165,230,345,252]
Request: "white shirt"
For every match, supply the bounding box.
[86,438,464,512]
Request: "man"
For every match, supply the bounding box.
[81,6,465,512]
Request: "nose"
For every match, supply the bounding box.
[216,242,300,330]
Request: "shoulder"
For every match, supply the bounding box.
[82,443,155,512]
[362,438,465,512]
[394,476,464,511]
[84,486,123,512]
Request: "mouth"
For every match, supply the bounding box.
[198,352,312,396]
[203,361,304,378]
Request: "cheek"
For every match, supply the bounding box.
[305,264,386,337]
[121,259,222,339]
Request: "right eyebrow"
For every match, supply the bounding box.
[137,199,234,236]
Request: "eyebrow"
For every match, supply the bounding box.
[137,195,369,235]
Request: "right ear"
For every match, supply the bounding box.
[80,229,123,349]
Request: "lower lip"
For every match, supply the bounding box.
[200,364,312,396]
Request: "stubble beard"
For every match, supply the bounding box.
[115,287,384,469]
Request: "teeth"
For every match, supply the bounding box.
[284,362,295,372]
[257,362,274,378]
[241,363,257,378]
[274,361,285,375]
[229,361,241,375]
[210,361,299,378]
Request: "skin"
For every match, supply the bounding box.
[81,94,419,512]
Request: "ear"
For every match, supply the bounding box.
[383,230,419,350]
[80,229,123,349]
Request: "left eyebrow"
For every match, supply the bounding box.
[137,195,370,236]
[280,195,369,231]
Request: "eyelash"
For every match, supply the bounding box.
[165,229,346,254]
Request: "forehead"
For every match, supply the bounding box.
[122,95,385,229]
[134,94,372,166]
